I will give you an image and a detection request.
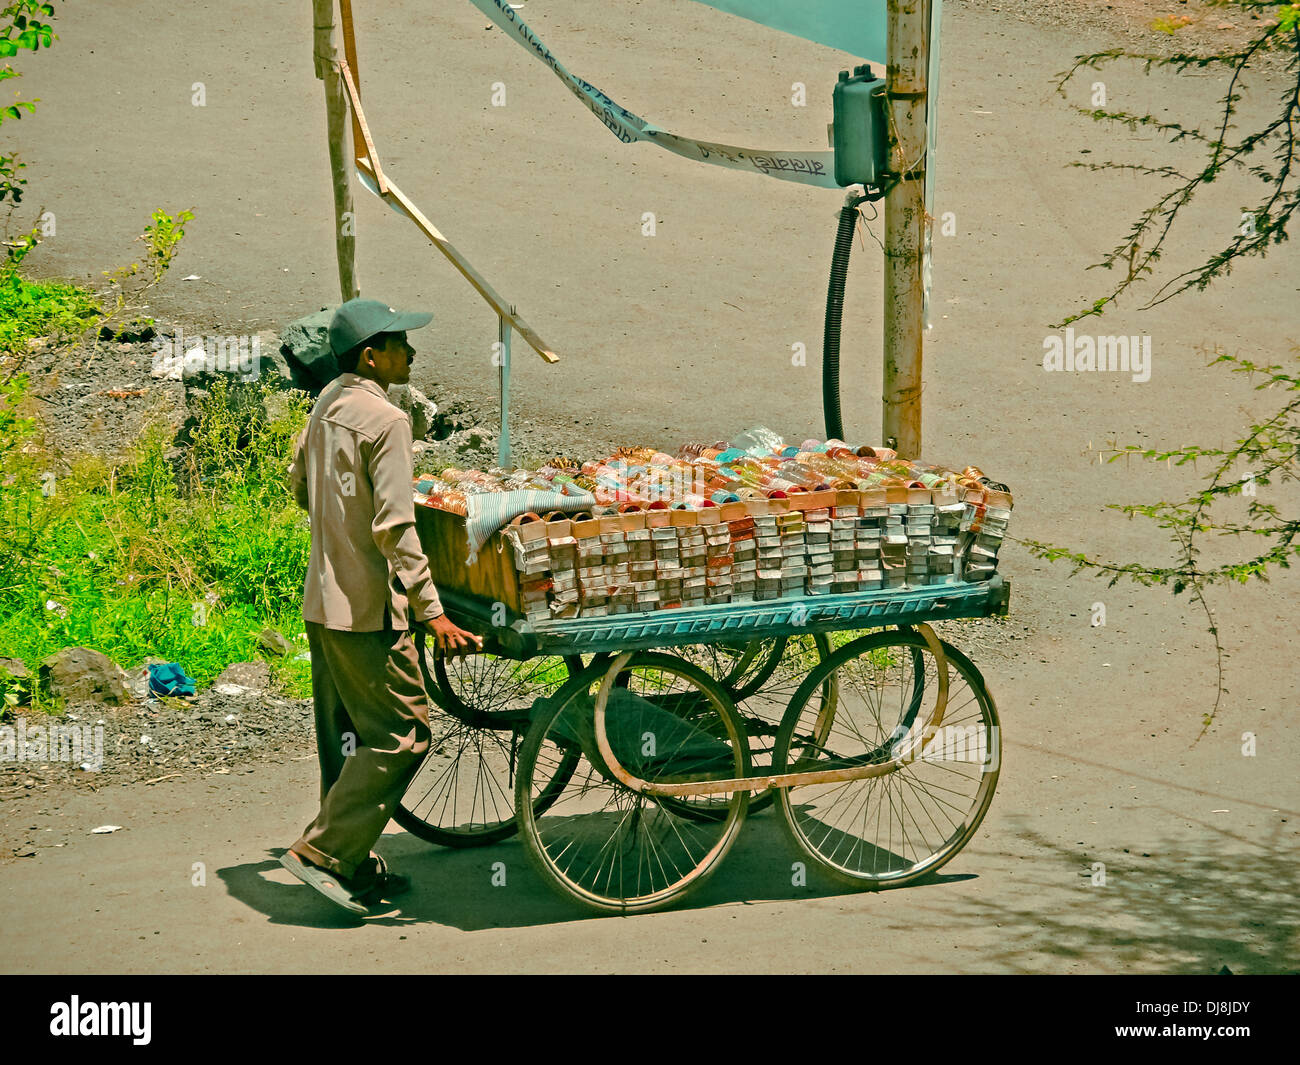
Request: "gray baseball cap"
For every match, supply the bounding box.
[328,298,433,356]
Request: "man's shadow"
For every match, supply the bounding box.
[217,813,973,930]
[218,843,574,930]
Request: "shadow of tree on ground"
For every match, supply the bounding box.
[942,818,1297,973]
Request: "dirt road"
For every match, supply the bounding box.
[1,0,1296,972]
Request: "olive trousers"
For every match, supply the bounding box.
[290,619,431,880]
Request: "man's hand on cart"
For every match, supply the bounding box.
[420,612,483,658]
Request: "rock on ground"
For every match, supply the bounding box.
[213,661,272,690]
[38,648,132,706]
[279,307,338,396]
[391,384,438,441]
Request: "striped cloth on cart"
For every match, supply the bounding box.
[463,487,597,565]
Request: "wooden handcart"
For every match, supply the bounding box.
[400,562,1009,915]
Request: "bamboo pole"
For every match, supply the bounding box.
[497,313,513,468]
[311,0,358,301]
[882,0,928,458]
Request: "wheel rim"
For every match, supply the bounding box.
[775,632,999,887]
[517,652,750,913]
[733,633,837,778]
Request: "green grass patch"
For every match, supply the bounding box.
[0,373,314,712]
[0,271,101,355]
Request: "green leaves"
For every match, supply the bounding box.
[1042,8,1300,734]
[1030,336,1300,732]
[142,208,196,273]
[0,0,57,50]
[1054,10,1300,320]
[1,2,58,201]
[96,208,197,333]
[2,100,36,121]
[0,272,100,355]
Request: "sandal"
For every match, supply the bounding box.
[353,854,412,903]
[279,850,372,915]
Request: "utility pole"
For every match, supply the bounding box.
[882,0,928,458]
[312,0,359,301]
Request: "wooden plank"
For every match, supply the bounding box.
[329,20,560,364]
[336,0,367,192]
[354,156,560,364]
[337,59,388,195]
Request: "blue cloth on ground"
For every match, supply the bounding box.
[149,662,197,697]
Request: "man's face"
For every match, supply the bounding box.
[361,331,415,388]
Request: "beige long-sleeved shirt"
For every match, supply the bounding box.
[289,372,443,631]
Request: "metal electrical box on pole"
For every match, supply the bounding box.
[832,66,888,188]
[882,0,928,458]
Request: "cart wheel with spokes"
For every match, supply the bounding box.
[394,634,580,848]
[773,629,999,889]
[515,651,751,914]
[666,634,836,819]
